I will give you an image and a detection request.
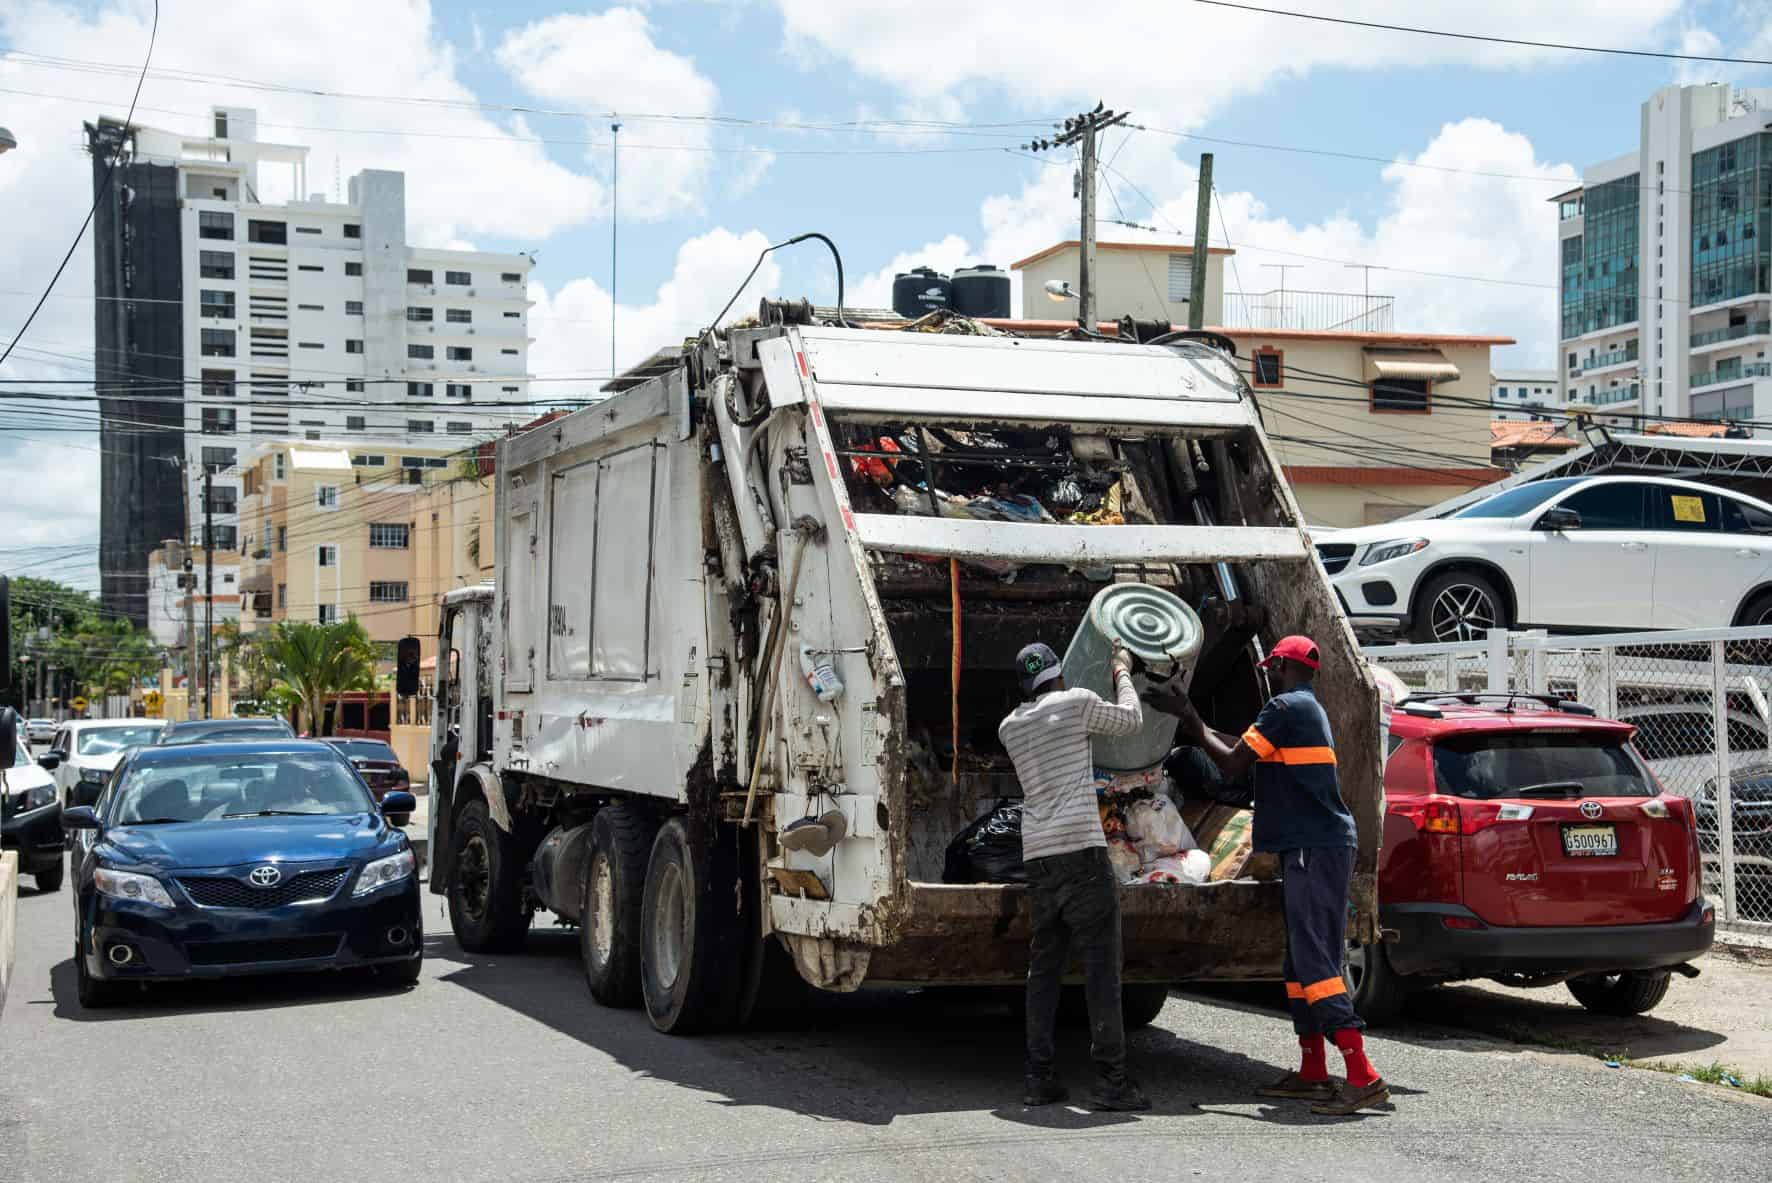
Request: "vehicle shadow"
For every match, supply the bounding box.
[427,928,1417,1127]
[45,954,419,1022]
[1178,979,1729,1061]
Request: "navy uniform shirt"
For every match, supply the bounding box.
[1241,683,1357,853]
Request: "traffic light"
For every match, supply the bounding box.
[396,636,421,698]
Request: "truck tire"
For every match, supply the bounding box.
[446,797,529,953]
[580,803,655,1008]
[1345,940,1412,1026]
[640,817,745,1035]
[1122,984,1170,1029]
[1566,970,1672,1016]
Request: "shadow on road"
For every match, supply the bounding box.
[44,954,419,1022]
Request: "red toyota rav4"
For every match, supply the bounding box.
[1348,692,1715,1023]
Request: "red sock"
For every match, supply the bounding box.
[1331,1028,1380,1088]
[1297,1035,1328,1082]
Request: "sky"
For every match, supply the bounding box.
[3,0,1772,590]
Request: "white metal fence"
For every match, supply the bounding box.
[1366,625,1772,940]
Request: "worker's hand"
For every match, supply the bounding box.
[1110,640,1135,678]
[1144,689,1201,731]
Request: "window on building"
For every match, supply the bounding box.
[408,268,433,284]
[214,111,229,139]
[501,271,522,282]
[346,339,364,354]
[408,344,434,360]
[201,369,235,399]
[347,416,366,431]
[317,545,338,568]
[203,485,238,515]
[445,270,471,286]
[297,303,324,311]
[369,522,410,549]
[200,328,236,357]
[407,306,433,322]
[346,261,363,277]
[295,226,322,236]
[346,300,363,316]
[500,348,518,356]
[276,524,287,550]
[297,264,323,273]
[447,421,473,434]
[1495,386,1509,398]
[200,446,236,469]
[345,380,365,393]
[298,342,324,350]
[446,383,471,399]
[1250,349,1283,387]
[407,382,433,398]
[1166,254,1194,303]
[201,406,237,435]
[501,385,519,393]
[354,454,387,468]
[199,250,234,279]
[277,583,287,609]
[407,419,435,433]
[247,220,287,245]
[446,308,472,324]
[199,211,234,240]
[369,581,409,604]
[317,603,338,624]
[447,346,472,361]
[205,524,238,551]
[503,311,521,320]
[273,452,285,480]
[344,224,361,239]
[1371,378,1431,413]
[316,485,339,510]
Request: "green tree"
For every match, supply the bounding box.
[256,616,380,736]
[5,576,159,709]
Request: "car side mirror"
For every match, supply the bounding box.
[74,780,104,808]
[1537,505,1581,532]
[380,790,417,816]
[38,753,61,771]
[63,806,99,830]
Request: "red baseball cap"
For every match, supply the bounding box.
[1259,635,1321,671]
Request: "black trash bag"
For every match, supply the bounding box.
[943,799,1028,884]
[1164,745,1254,809]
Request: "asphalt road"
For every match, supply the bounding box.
[3,883,1768,1183]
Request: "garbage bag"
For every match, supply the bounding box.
[943,800,1027,884]
[1136,850,1212,885]
[1107,837,1142,884]
[1125,795,1195,864]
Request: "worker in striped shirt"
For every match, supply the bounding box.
[998,639,1149,1112]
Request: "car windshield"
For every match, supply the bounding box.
[111,753,374,824]
[161,720,291,745]
[77,725,164,756]
[1452,477,1582,519]
[329,740,396,760]
[1432,732,1655,799]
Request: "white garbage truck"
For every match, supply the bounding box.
[426,308,1381,1034]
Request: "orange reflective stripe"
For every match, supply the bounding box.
[1273,746,1337,766]
[1285,982,1306,1000]
[1242,727,1276,759]
[1302,977,1348,1004]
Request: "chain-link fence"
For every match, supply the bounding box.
[1367,626,1772,940]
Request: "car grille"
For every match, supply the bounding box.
[185,935,342,966]
[1315,543,1356,574]
[176,868,351,909]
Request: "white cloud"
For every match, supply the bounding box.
[1673,26,1727,86]
[496,7,726,221]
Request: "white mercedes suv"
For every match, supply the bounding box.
[1319,474,1772,642]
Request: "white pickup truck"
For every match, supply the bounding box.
[425,310,1381,1034]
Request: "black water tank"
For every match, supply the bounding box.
[952,264,1011,318]
[891,267,953,319]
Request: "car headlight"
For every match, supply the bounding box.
[78,768,108,786]
[12,784,56,812]
[353,848,415,897]
[1360,538,1430,567]
[94,867,175,909]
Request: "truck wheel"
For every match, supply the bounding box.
[580,803,655,1008]
[1566,970,1672,1016]
[1122,984,1170,1029]
[640,817,744,1035]
[446,797,529,954]
[1345,941,1412,1026]
[35,861,65,893]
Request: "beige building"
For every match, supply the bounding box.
[1013,241,1234,324]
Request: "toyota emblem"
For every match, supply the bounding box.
[248,865,282,888]
[1579,801,1603,820]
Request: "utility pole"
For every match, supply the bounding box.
[180,458,196,721]
[1022,103,1130,331]
[610,119,621,381]
[203,464,214,721]
[1188,153,1214,331]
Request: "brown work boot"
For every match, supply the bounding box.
[1310,1077,1390,1115]
[1255,1070,1335,1101]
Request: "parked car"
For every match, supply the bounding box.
[44,718,168,810]
[26,717,57,745]
[320,738,410,801]
[63,739,421,1008]
[2,732,64,892]
[1613,702,1771,798]
[1348,692,1714,1022]
[1318,475,1772,642]
[155,716,295,746]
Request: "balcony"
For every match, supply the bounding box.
[1690,321,1771,348]
[1570,344,1638,377]
[1691,362,1772,389]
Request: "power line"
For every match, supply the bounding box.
[1190,1,1772,66]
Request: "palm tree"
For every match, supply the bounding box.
[257,617,380,736]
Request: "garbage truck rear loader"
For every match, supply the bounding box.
[426,314,1380,1034]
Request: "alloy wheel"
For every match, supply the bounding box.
[1429,583,1498,642]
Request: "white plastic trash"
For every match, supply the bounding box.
[1106,837,1142,884]
[1137,850,1211,885]
[1124,795,1194,864]
[1061,583,1203,772]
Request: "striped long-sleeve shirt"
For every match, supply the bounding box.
[999,671,1144,861]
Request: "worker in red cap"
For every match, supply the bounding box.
[1146,634,1387,1115]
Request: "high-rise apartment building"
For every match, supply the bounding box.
[87,105,533,625]
[1556,83,1772,427]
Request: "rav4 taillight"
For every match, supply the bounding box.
[1457,801,1535,834]
[1658,795,1694,827]
[1392,796,1464,834]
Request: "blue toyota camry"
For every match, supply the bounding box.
[64,740,422,1008]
